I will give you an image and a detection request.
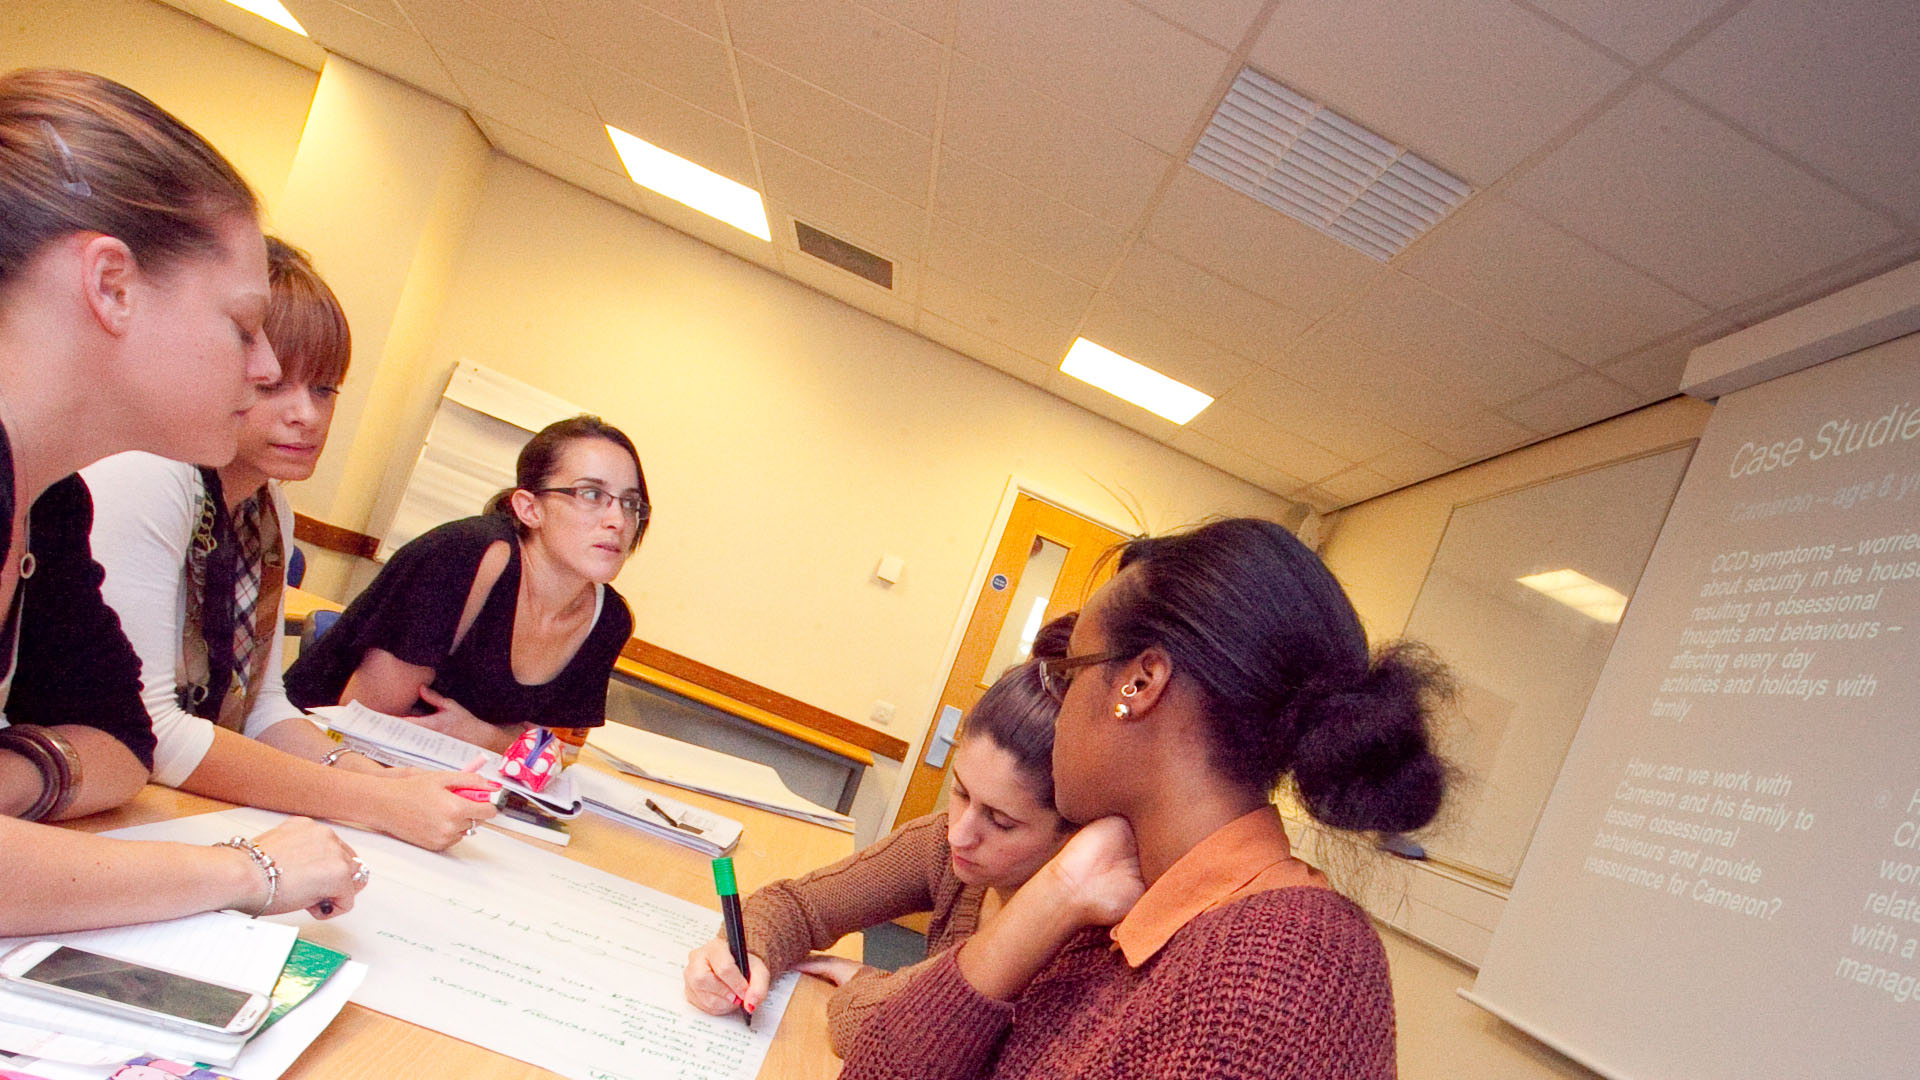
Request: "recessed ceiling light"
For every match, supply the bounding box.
[1516,570,1628,624]
[1059,338,1213,424]
[606,125,770,242]
[1191,67,1471,260]
[223,0,307,34]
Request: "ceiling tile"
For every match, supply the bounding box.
[1401,196,1710,363]
[1292,487,1344,514]
[721,0,944,134]
[1497,371,1644,435]
[324,0,410,26]
[852,0,952,41]
[951,0,1232,153]
[1249,0,1627,184]
[1100,244,1310,366]
[475,116,652,216]
[1168,430,1312,497]
[399,0,574,91]
[920,273,1078,361]
[918,313,1059,389]
[1662,0,1920,224]
[444,56,621,171]
[459,0,553,22]
[1130,0,1268,49]
[923,217,1094,325]
[1598,322,1726,397]
[1504,83,1901,308]
[933,152,1129,284]
[623,180,780,269]
[630,0,727,38]
[1424,410,1536,460]
[293,0,463,100]
[1317,274,1585,407]
[544,0,740,121]
[1524,0,1727,64]
[1186,404,1350,482]
[755,140,928,262]
[1224,367,1427,462]
[738,57,932,206]
[1146,170,1382,317]
[941,56,1172,227]
[575,60,757,185]
[1362,440,1460,486]
[1279,325,1497,449]
[774,240,918,324]
[1077,295,1255,397]
[1047,373,1187,443]
[1315,466,1397,505]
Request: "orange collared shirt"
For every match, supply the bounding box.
[1110,805,1328,967]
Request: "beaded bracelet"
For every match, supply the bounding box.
[213,836,280,917]
[0,724,81,822]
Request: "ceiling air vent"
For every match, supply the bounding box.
[1190,68,1472,261]
[794,220,893,289]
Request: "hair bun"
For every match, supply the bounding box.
[1291,642,1450,834]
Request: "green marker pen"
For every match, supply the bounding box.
[712,856,753,1028]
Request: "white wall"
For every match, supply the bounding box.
[411,157,1297,832]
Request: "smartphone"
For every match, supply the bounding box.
[0,942,270,1038]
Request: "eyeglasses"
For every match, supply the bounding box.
[1038,651,1125,701]
[533,485,651,522]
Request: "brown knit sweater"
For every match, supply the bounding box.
[838,886,1397,1080]
[741,812,985,1054]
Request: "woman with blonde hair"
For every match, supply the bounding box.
[0,68,363,933]
[84,237,493,852]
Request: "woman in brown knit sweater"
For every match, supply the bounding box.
[682,616,1076,1050]
[840,518,1450,1080]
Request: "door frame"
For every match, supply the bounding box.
[877,475,1134,831]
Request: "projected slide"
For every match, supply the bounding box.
[1469,335,1920,1080]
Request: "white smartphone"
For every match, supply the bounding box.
[0,942,270,1038]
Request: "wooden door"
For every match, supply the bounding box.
[891,494,1129,833]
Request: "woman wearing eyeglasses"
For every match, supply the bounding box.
[285,415,645,753]
[684,616,1076,1055]
[840,518,1450,1080]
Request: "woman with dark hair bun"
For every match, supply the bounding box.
[285,416,645,752]
[684,615,1078,1055]
[841,518,1450,1080]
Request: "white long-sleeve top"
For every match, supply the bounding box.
[81,451,301,786]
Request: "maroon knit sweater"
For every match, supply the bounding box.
[743,813,985,1054]
[838,885,1397,1080]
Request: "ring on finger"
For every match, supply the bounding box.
[462,819,479,837]
[350,856,371,886]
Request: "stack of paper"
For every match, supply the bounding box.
[588,724,853,832]
[0,914,291,1068]
[309,704,582,817]
[571,769,742,856]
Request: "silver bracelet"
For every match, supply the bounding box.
[321,745,367,767]
[214,836,280,917]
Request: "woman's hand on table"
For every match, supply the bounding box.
[685,936,771,1016]
[371,767,501,851]
[246,817,367,918]
[793,953,871,988]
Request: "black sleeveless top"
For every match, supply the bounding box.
[0,420,156,767]
[284,515,631,730]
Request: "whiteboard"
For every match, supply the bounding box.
[1469,332,1920,1079]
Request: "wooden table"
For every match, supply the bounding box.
[67,767,859,1080]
